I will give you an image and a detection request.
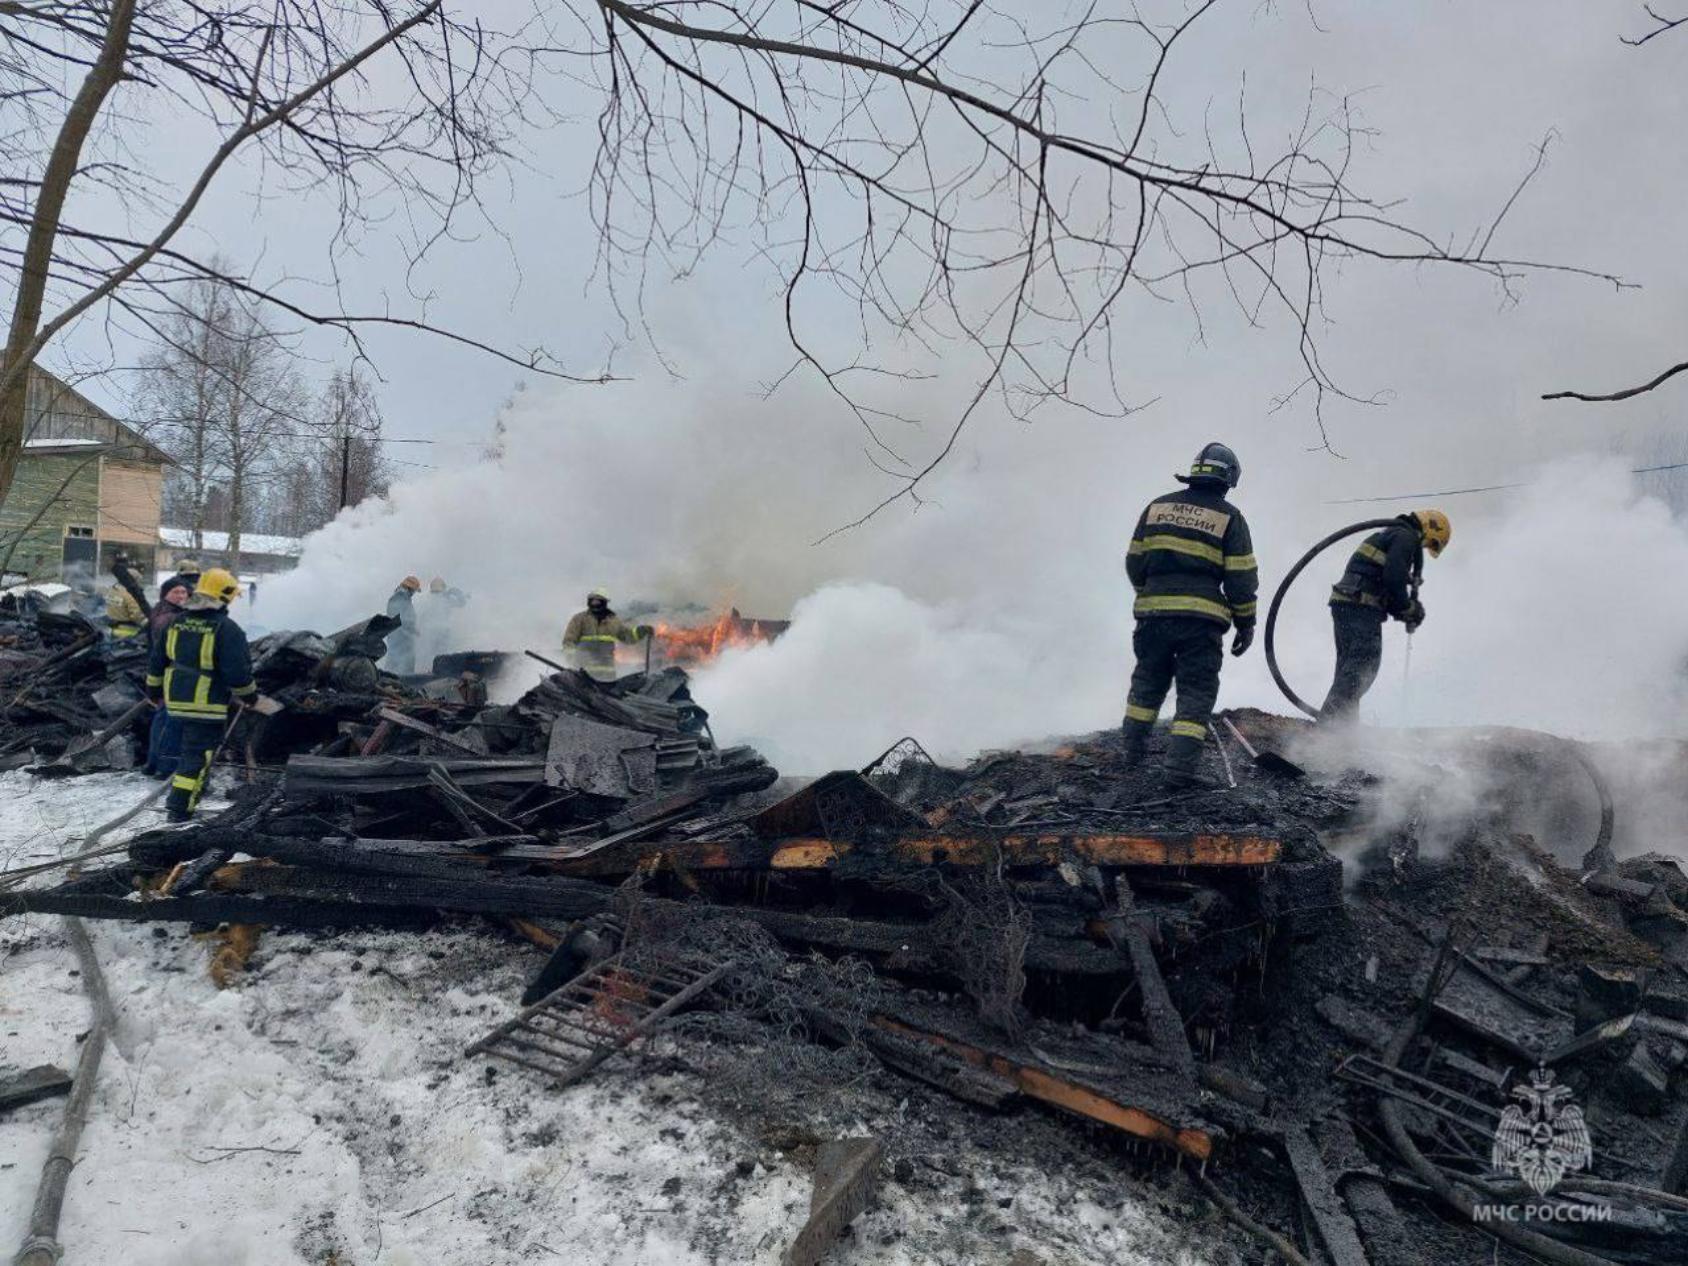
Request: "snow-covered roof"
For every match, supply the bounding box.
[1,581,71,598]
[158,527,304,558]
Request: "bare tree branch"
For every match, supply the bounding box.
[1543,358,1688,403]
[583,0,1619,526]
[1622,4,1688,45]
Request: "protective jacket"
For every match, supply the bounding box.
[104,584,146,637]
[1330,519,1422,619]
[145,598,257,719]
[1126,486,1258,629]
[563,609,643,681]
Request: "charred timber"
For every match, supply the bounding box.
[2,882,435,930]
[549,831,1283,877]
[872,1012,1212,1160]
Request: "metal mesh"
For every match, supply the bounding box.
[929,858,1030,1037]
[611,894,891,1118]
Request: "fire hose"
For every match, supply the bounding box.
[1262,518,1402,720]
[1263,521,1615,867]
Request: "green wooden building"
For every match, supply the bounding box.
[0,368,168,585]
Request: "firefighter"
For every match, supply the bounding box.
[384,575,422,675]
[103,579,147,639]
[1122,443,1259,786]
[562,587,653,683]
[145,568,256,821]
[1321,509,1451,722]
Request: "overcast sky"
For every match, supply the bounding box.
[37,0,1687,496]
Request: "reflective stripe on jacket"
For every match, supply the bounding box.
[1330,521,1421,618]
[105,585,146,634]
[1126,487,1259,629]
[145,604,256,718]
[562,610,643,680]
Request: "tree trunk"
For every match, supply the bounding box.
[227,456,244,574]
[0,0,137,506]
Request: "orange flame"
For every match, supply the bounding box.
[652,608,786,666]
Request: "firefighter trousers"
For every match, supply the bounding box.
[166,717,225,820]
[1321,605,1385,722]
[1122,617,1223,774]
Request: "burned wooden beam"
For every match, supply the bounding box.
[2,883,434,930]
[550,830,1282,877]
[281,755,548,798]
[1283,1126,1371,1266]
[209,863,611,922]
[1110,877,1194,1075]
[374,706,485,755]
[130,830,549,878]
[782,1137,884,1266]
[729,905,1129,980]
[1430,958,1575,1062]
[0,1065,72,1116]
[1313,1117,1414,1266]
[873,1015,1211,1160]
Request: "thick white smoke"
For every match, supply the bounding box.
[1263,458,1688,741]
[257,374,1688,775]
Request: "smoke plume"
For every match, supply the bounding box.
[255,377,1688,778]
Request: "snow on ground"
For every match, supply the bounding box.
[2,773,1230,1265]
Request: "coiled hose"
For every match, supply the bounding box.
[1264,522,1617,865]
[1263,518,1401,719]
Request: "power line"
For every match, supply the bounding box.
[1324,461,1688,505]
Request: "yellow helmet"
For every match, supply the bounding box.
[196,567,241,605]
[1414,508,1452,558]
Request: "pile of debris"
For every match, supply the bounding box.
[0,610,153,775]
[7,657,1688,1264]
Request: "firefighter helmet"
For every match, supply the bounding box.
[429,577,447,593]
[399,575,422,592]
[1414,508,1452,558]
[176,558,204,576]
[588,586,610,603]
[1176,442,1242,489]
[196,567,241,606]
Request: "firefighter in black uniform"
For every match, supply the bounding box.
[1123,443,1259,786]
[1321,508,1451,722]
[145,567,257,821]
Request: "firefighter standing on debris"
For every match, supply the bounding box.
[145,568,257,821]
[562,587,653,683]
[1320,509,1451,722]
[1122,443,1259,787]
[384,575,422,675]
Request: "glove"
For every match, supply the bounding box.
[635,624,655,639]
[1230,625,1254,658]
[1402,599,1425,632]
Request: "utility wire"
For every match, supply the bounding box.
[1325,461,1688,505]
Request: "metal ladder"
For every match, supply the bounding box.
[466,950,733,1088]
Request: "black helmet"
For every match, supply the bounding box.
[1176,441,1241,489]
